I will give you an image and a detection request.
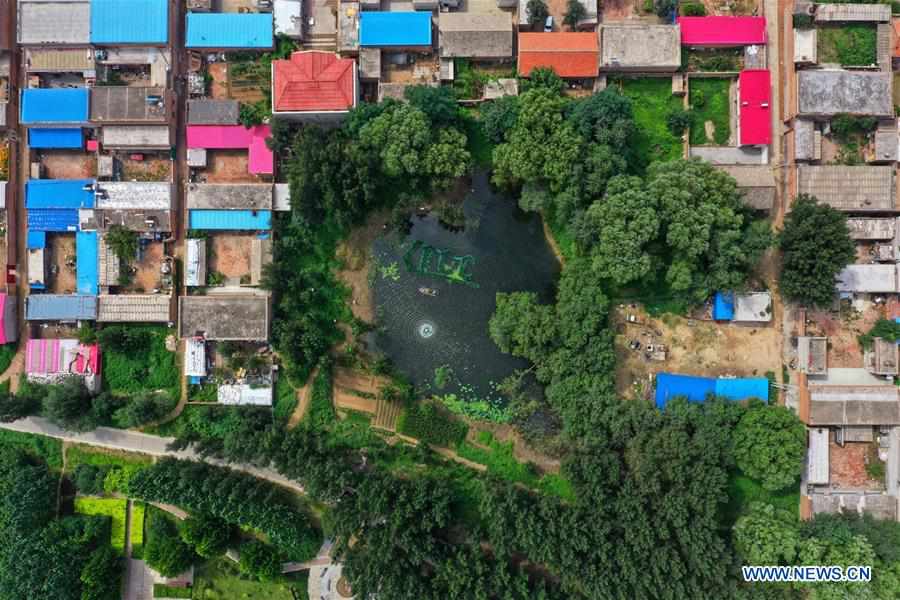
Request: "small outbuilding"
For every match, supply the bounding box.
[798,336,828,375]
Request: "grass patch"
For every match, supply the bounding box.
[193,556,304,600]
[131,501,146,558]
[0,429,63,468]
[817,24,876,66]
[273,376,297,423]
[689,78,731,146]
[75,496,128,554]
[0,343,15,375]
[616,78,684,166]
[66,444,154,469]
[723,470,800,526]
[102,325,180,400]
[307,364,336,429]
[456,431,575,501]
[152,583,192,598]
[461,110,494,168]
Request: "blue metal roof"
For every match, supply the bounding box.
[21,88,90,124]
[29,128,83,149]
[655,373,768,409]
[713,292,735,320]
[360,12,432,47]
[27,231,46,249]
[189,209,272,230]
[26,179,95,209]
[76,231,99,295]
[26,294,98,321]
[185,13,273,48]
[27,209,79,232]
[91,0,168,44]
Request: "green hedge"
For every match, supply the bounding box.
[152,583,192,598]
[398,402,468,448]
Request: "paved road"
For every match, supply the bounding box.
[0,417,305,494]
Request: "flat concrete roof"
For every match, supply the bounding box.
[187,99,239,125]
[179,295,270,341]
[811,492,896,520]
[600,24,681,70]
[734,292,772,322]
[798,70,893,117]
[846,218,896,240]
[438,13,513,59]
[90,86,168,123]
[798,336,828,374]
[19,0,90,44]
[101,125,170,148]
[186,183,272,210]
[798,165,894,211]
[836,263,899,293]
[95,182,172,210]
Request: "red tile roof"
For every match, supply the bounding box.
[518,32,599,78]
[272,51,356,113]
[739,69,771,146]
[677,16,767,47]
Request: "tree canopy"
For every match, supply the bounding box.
[733,403,806,491]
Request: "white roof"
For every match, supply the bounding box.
[734,292,772,322]
[273,183,291,212]
[27,248,45,286]
[184,337,207,377]
[19,0,90,44]
[0,182,7,210]
[274,0,303,37]
[836,264,899,293]
[807,427,830,485]
[185,239,206,287]
[794,28,816,63]
[101,125,170,149]
[218,384,273,405]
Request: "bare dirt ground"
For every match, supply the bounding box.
[614,305,781,399]
[332,366,388,414]
[203,151,259,183]
[806,303,882,369]
[41,151,95,179]
[209,233,251,281]
[128,242,164,293]
[120,156,171,182]
[335,210,391,324]
[208,63,229,100]
[48,234,76,294]
[830,440,884,490]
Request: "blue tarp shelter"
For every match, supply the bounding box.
[360,12,432,47]
[76,231,98,295]
[26,231,46,250]
[28,128,83,149]
[21,89,90,124]
[26,294,97,321]
[91,0,168,44]
[26,179,95,209]
[185,13,273,48]
[713,292,735,321]
[655,372,769,409]
[189,209,272,230]
[27,209,79,232]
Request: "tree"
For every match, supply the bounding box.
[80,546,122,600]
[422,127,472,190]
[654,0,676,17]
[42,377,97,431]
[144,511,196,578]
[404,85,460,128]
[238,540,281,581]
[104,225,138,265]
[523,67,565,94]
[358,104,431,179]
[0,390,39,422]
[490,292,557,365]
[180,513,231,558]
[112,392,173,428]
[779,195,855,307]
[563,0,586,28]
[480,96,519,144]
[73,464,107,495]
[733,403,806,491]
[733,503,800,565]
[666,109,692,135]
[526,0,549,27]
[238,100,270,127]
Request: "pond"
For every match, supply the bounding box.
[370,170,560,403]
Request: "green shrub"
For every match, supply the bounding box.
[792,13,813,28]
[152,583,192,598]
[238,540,282,582]
[308,362,335,429]
[666,109,692,135]
[858,318,900,350]
[73,464,108,495]
[398,401,468,447]
[681,2,706,15]
[101,325,179,399]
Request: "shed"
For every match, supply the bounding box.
[815,3,891,22]
[218,384,273,405]
[718,165,775,211]
[873,126,898,163]
[186,125,273,175]
[90,0,168,44]
[179,295,270,341]
[846,218,896,240]
[18,0,90,45]
[184,337,207,378]
[713,292,734,320]
[438,13,513,59]
[677,16,767,46]
[794,28,817,64]
[273,183,291,211]
[187,99,239,125]
[187,148,206,167]
[836,264,899,293]
[26,294,97,321]
[794,118,820,161]
[518,32,599,78]
[76,230,98,295]
[188,210,272,230]
[186,183,272,210]
[798,71,893,117]
[28,247,46,289]
[359,12,433,48]
[866,337,899,375]
[599,24,681,72]
[26,179,94,209]
[0,295,16,344]
[96,294,171,322]
[89,87,167,123]
[798,336,828,375]
[739,70,771,146]
[29,128,83,149]
[338,2,359,53]
[185,238,206,287]
[186,13,274,49]
[27,230,46,249]
[797,166,895,211]
[101,125,171,149]
[21,88,90,125]
[250,238,272,285]
[807,427,830,485]
[734,292,772,322]
[274,0,303,38]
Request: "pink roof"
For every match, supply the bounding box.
[186,125,274,175]
[678,17,767,47]
[739,70,771,146]
[26,339,100,376]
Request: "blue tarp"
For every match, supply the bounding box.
[360,12,432,47]
[27,209,79,232]
[21,88,90,124]
[713,292,735,321]
[655,372,769,409]
[28,128,83,149]
[26,179,95,209]
[189,209,272,230]
[185,13,273,48]
[76,231,98,295]
[26,231,46,250]
[26,294,97,321]
[91,0,168,44]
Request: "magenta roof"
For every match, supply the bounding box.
[186,124,274,175]
[739,70,771,146]
[26,339,101,376]
[677,17,767,47]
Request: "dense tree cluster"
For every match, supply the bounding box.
[144,510,196,578]
[733,402,806,491]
